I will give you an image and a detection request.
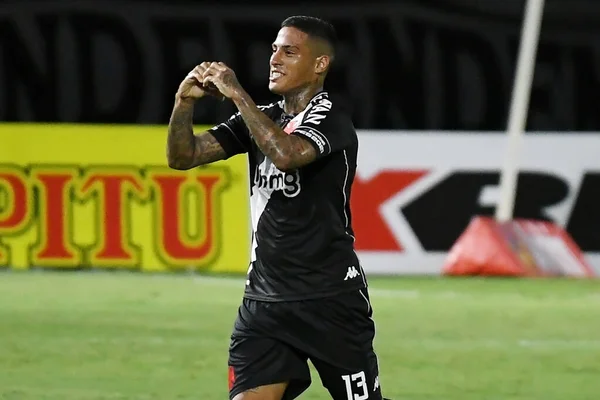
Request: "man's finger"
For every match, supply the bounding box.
[188,67,202,77]
[213,62,229,72]
[207,62,222,74]
[194,62,209,77]
[190,71,204,83]
[203,75,216,86]
[202,68,219,81]
[193,66,207,77]
[204,61,226,72]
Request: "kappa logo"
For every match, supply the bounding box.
[344,266,361,280]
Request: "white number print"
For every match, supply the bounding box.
[341,371,369,400]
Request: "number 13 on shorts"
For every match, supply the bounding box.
[342,371,369,400]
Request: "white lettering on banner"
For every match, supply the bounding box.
[352,131,600,276]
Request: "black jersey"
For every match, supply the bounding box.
[209,91,367,301]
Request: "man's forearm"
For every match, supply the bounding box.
[233,93,289,162]
[232,92,315,170]
[167,97,196,169]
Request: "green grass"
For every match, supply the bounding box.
[1,271,600,399]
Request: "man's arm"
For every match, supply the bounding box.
[166,97,227,170]
[232,94,316,172]
[201,62,317,171]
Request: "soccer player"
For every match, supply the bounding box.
[167,15,385,400]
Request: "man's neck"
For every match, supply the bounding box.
[282,84,323,115]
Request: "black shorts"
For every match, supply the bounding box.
[228,288,383,400]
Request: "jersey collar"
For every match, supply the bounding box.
[278,90,328,120]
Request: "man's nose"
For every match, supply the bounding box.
[270,50,282,66]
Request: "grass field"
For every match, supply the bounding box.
[1,271,599,400]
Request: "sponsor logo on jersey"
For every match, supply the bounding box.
[254,161,301,198]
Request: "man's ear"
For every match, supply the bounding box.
[315,55,331,74]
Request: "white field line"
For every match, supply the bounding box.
[25,335,600,350]
[189,274,600,302]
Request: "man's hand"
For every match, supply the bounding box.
[202,62,246,100]
[176,62,224,101]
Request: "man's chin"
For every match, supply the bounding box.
[268,81,286,95]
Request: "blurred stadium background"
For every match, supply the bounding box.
[1,0,599,399]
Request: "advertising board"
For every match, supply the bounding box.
[0,124,250,273]
[351,132,600,275]
[2,125,598,276]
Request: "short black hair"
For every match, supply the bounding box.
[280,15,337,57]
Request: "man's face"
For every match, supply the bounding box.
[269,27,318,95]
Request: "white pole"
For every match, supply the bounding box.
[495,0,546,222]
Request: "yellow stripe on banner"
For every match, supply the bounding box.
[0,123,250,274]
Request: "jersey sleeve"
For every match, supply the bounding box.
[289,100,355,159]
[208,112,250,159]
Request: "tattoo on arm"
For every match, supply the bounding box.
[191,132,227,166]
[233,95,316,171]
[166,98,226,169]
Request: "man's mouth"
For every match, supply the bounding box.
[270,71,284,80]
